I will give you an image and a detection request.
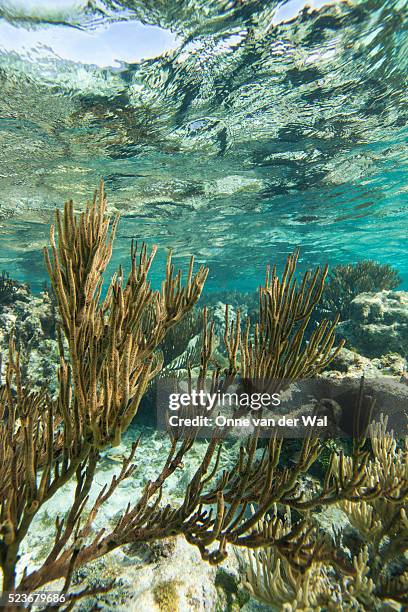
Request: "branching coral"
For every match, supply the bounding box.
[0,182,208,605]
[242,405,408,610]
[244,506,342,610]
[337,416,408,607]
[240,248,343,392]
[316,260,401,322]
[157,308,204,375]
[43,181,208,447]
[244,512,390,611]
[0,181,357,609]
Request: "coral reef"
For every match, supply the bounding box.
[243,410,408,610]
[0,180,352,611]
[158,308,203,368]
[155,307,205,379]
[0,271,29,308]
[0,288,59,389]
[323,346,407,378]
[0,182,208,606]
[139,308,204,426]
[338,290,408,357]
[205,291,259,329]
[316,260,401,322]
[0,183,342,609]
[1,183,406,610]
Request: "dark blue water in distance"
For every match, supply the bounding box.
[0,0,407,294]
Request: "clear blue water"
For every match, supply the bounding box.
[0,0,407,293]
[0,4,407,605]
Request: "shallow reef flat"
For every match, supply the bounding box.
[0,188,406,611]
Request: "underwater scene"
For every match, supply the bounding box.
[0,0,407,610]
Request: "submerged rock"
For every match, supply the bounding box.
[0,275,30,307]
[0,289,59,389]
[119,536,219,611]
[338,290,408,358]
[323,347,407,378]
[265,347,408,438]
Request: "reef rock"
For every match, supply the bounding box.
[79,535,250,612]
[338,290,408,358]
[270,346,408,438]
[323,347,407,379]
[314,346,408,436]
[0,290,59,390]
[120,537,219,611]
[208,301,236,335]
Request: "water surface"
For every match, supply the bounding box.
[0,0,407,292]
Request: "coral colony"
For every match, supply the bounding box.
[0,184,407,610]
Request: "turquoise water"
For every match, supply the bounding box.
[0,5,407,607]
[0,0,407,292]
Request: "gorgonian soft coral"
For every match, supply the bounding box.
[317,260,401,321]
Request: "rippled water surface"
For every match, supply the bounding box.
[0,0,407,291]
